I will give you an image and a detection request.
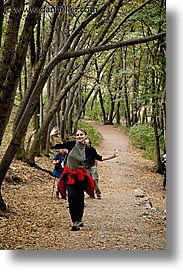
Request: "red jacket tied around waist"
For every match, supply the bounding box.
[58,165,95,199]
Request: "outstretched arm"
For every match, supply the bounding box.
[102,149,121,161]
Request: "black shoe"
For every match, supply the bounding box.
[78,221,84,227]
[71,222,80,231]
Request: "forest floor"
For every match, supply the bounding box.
[0,121,166,250]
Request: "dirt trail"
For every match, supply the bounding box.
[0,122,166,250]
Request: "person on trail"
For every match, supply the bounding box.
[85,138,120,200]
[52,148,68,198]
[50,126,120,231]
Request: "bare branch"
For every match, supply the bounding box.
[56,32,166,61]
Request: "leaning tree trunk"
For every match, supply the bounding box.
[0,0,44,146]
[12,11,58,161]
[0,0,4,47]
[0,189,6,211]
[0,0,25,146]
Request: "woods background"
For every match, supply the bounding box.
[0,0,166,211]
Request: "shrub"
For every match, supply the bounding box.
[128,124,164,162]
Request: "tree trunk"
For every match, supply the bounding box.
[15,138,26,161]
[68,104,74,135]
[60,97,67,140]
[0,0,25,88]
[153,116,162,172]
[116,91,121,124]
[65,86,77,134]
[74,79,83,130]
[0,189,6,211]
[13,11,58,136]
[98,87,108,124]
[0,0,45,146]
[122,47,131,127]
[0,0,4,47]
[0,0,25,145]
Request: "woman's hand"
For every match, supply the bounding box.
[50,126,59,136]
[113,149,121,158]
[101,149,121,162]
[50,126,59,146]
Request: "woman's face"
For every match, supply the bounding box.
[76,130,86,143]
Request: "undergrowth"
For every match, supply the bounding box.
[128,124,165,162]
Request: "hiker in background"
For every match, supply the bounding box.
[52,148,68,198]
[85,138,120,200]
[85,138,101,199]
[161,153,166,190]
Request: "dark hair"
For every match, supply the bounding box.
[76,128,87,136]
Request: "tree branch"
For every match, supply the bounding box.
[56,32,166,61]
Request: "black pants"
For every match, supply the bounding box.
[66,176,86,223]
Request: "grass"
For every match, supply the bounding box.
[78,120,102,147]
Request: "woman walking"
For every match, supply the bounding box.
[50,126,120,231]
[50,127,94,231]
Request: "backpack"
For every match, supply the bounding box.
[52,151,67,178]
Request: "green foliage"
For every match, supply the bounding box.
[84,96,104,122]
[78,120,102,147]
[128,124,164,161]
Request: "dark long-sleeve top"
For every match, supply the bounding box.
[85,146,102,167]
[53,141,102,170]
[53,141,76,151]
